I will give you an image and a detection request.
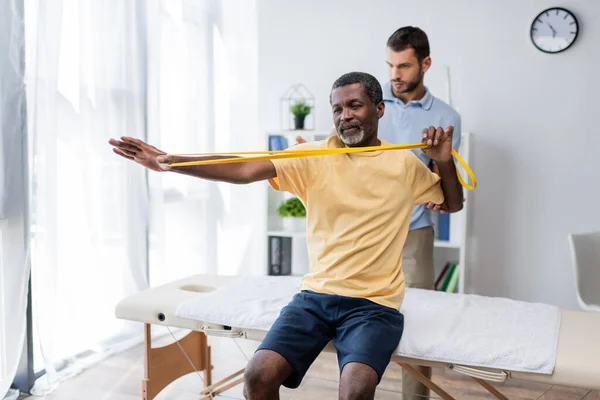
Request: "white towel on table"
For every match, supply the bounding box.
[175,275,560,374]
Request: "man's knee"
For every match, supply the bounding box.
[243,363,279,399]
[340,381,377,400]
[243,366,272,398]
[339,362,378,400]
[340,378,378,400]
[243,350,292,399]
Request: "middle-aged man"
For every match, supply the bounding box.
[109,71,464,400]
[296,26,463,399]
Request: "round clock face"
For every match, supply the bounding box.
[530,7,579,53]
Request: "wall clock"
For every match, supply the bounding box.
[530,7,579,53]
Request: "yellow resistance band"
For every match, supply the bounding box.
[166,142,477,190]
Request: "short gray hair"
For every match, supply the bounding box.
[330,72,383,105]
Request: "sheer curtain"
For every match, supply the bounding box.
[12,0,263,397]
[146,0,265,286]
[0,0,28,398]
[213,0,265,279]
[146,0,215,287]
[24,0,150,394]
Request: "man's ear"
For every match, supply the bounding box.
[421,56,432,73]
[376,101,385,119]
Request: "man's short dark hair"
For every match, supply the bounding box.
[330,72,382,105]
[387,26,430,62]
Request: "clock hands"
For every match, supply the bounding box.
[547,22,557,38]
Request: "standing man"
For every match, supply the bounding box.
[381,26,462,400]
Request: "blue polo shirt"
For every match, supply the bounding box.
[377,81,462,232]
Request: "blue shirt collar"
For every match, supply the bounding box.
[382,81,434,110]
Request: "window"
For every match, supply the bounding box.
[21,1,219,392]
[8,0,255,394]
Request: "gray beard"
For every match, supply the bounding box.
[338,128,365,146]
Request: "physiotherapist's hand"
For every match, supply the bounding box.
[425,201,446,214]
[295,129,337,145]
[422,126,453,163]
[425,197,466,214]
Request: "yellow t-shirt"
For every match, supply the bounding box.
[268,135,444,310]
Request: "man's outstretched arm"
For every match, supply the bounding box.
[159,154,276,184]
[109,136,276,184]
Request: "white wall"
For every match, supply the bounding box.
[256,0,600,310]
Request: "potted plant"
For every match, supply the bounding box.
[290,100,312,130]
[277,196,306,231]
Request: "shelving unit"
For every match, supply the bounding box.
[431,131,473,294]
[265,130,473,293]
[266,130,329,276]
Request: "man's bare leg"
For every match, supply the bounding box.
[243,349,294,400]
[339,362,379,400]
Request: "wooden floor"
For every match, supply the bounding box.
[21,331,600,400]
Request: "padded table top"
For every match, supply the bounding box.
[511,309,600,390]
[115,274,600,390]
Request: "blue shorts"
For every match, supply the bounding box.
[256,290,404,388]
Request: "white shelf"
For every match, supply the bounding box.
[434,239,461,249]
[268,230,460,249]
[266,129,331,136]
[267,130,331,143]
[267,230,307,239]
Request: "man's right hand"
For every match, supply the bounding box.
[108,136,167,172]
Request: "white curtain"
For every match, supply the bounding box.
[0,0,263,398]
[146,0,215,287]
[0,0,28,398]
[146,0,265,288]
[24,0,150,394]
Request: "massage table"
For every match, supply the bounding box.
[115,274,600,400]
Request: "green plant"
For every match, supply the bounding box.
[277,197,306,218]
[289,100,312,117]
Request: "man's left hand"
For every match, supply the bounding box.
[422,126,453,163]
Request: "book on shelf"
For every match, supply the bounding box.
[434,263,451,288]
[445,265,460,293]
[435,262,459,293]
[431,210,451,242]
[269,135,289,151]
[268,235,292,276]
